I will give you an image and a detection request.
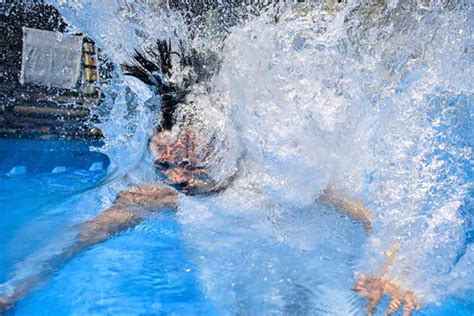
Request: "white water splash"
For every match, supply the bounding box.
[47,0,473,313]
[179,2,473,309]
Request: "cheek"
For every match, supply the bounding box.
[151,143,168,159]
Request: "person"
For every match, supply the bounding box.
[0,126,419,316]
[0,39,419,316]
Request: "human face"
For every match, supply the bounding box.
[149,131,176,162]
[150,129,209,191]
[150,129,198,163]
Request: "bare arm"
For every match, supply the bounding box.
[318,187,419,315]
[76,186,178,245]
[318,185,373,233]
[319,186,420,316]
[0,185,178,314]
[353,243,419,316]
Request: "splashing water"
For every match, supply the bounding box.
[34,0,474,314]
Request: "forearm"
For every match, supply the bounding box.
[76,185,178,244]
[0,185,178,313]
[353,242,419,316]
[319,186,373,232]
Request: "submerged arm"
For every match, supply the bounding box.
[0,185,178,314]
[318,185,373,233]
[318,186,419,315]
[76,186,178,246]
[319,186,420,316]
[352,243,419,316]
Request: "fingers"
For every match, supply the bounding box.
[352,275,381,315]
[353,276,420,316]
[402,291,418,316]
[366,287,383,315]
[387,297,402,315]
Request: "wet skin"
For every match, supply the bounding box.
[353,275,418,316]
[0,130,206,314]
[0,184,179,314]
[0,130,419,315]
[150,130,212,192]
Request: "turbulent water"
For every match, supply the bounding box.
[34,0,474,314]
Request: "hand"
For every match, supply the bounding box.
[353,274,419,316]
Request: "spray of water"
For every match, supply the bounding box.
[46,0,473,313]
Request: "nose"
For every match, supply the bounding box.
[161,147,172,160]
[150,136,172,161]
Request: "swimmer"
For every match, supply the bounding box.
[0,126,416,315]
[0,127,419,316]
[0,40,418,316]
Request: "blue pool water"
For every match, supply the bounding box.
[1,1,473,315]
[0,140,214,315]
[0,140,472,315]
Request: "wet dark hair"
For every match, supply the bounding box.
[120,1,281,130]
[121,39,194,131]
[123,38,236,195]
